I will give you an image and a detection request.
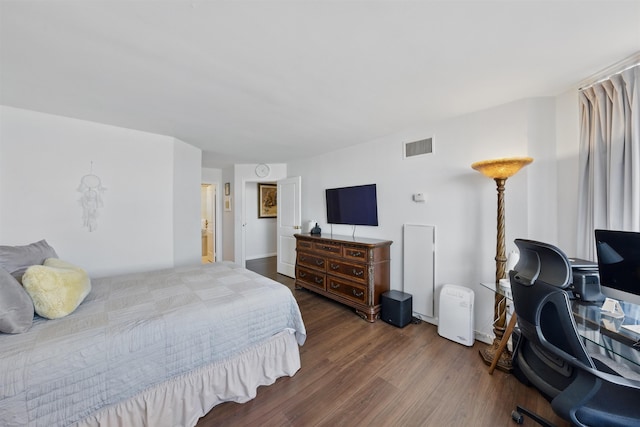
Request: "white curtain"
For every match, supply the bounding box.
[577,65,640,260]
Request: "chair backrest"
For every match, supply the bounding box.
[510,239,596,399]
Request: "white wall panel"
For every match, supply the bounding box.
[403,224,435,318]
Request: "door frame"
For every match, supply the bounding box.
[237,169,299,270]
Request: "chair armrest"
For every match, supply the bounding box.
[552,360,640,427]
[539,337,640,388]
[569,357,640,389]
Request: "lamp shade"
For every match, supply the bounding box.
[471,157,533,179]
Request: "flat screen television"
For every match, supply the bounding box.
[595,229,640,296]
[325,184,378,226]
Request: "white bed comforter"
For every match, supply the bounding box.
[0,262,306,427]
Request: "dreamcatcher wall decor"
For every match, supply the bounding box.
[77,162,106,232]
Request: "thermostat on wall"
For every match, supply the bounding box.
[413,193,426,203]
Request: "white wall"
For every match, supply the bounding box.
[0,106,201,277]
[288,98,557,342]
[221,167,235,261]
[172,139,202,267]
[525,98,558,244]
[555,89,581,256]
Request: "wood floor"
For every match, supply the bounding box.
[197,257,569,427]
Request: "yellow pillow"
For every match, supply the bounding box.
[22,258,91,319]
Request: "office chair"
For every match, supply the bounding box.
[509,239,640,426]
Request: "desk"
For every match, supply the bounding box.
[481,282,640,374]
[572,300,640,372]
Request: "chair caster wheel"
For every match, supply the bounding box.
[511,410,524,424]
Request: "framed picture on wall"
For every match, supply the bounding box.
[224,182,230,196]
[258,183,277,218]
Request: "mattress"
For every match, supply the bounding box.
[0,262,306,427]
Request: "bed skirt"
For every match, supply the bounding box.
[74,329,301,427]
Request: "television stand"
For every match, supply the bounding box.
[294,233,392,322]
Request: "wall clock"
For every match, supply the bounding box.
[255,163,270,178]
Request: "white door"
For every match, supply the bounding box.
[277,176,301,277]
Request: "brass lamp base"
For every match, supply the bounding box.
[479,340,513,373]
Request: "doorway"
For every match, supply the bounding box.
[200,184,216,263]
[242,180,278,265]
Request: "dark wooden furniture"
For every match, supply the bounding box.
[294,233,392,322]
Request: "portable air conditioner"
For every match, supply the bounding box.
[438,284,475,346]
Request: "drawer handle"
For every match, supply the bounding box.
[330,263,340,270]
[351,251,363,257]
[352,290,364,298]
[352,269,364,277]
[330,283,340,289]
[316,260,324,266]
[314,277,324,284]
[299,272,306,278]
[300,256,307,261]
[322,245,334,251]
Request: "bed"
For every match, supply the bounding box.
[0,260,306,427]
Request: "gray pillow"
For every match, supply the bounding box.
[0,267,34,333]
[0,239,58,283]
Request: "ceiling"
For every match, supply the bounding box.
[1,1,639,168]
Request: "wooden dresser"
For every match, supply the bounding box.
[294,233,392,322]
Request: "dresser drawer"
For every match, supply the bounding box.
[327,258,368,284]
[297,239,313,251]
[343,245,368,262]
[297,252,326,271]
[327,277,368,304]
[296,266,326,291]
[313,242,341,255]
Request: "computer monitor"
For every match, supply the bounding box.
[595,229,640,297]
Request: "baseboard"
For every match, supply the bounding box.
[412,312,436,325]
[412,312,494,345]
[474,332,493,345]
[246,253,277,261]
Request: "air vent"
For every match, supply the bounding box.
[404,137,433,159]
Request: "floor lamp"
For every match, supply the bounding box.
[471,156,533,372]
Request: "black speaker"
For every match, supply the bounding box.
[380,290,412,328]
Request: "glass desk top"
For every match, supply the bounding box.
[572,300,640,371]
[480,281,640,372]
